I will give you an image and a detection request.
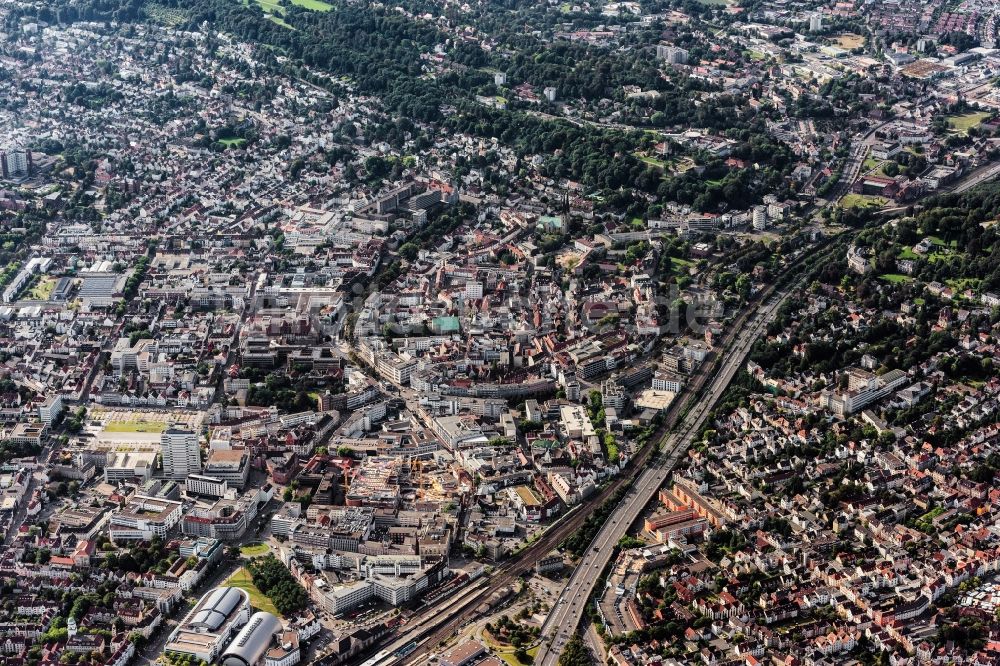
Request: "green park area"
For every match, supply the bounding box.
[218,136,248,148]
[861,153,883,171]
[498,646,540,666]
[27,276,57,301]
[243,0,332,15]
[922,236,961,264]
[290,0,333,9]
[223,568,281,616]
[483,631,540,666]
[636,154,667,170]
[240,543,271,558]
[947,111,991,135]
[879,273,911,284]
[840,194,887,210]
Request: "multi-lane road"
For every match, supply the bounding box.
[336,228,844,666]
[532,277,802,666]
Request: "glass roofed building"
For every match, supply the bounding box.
[166,586,251,662]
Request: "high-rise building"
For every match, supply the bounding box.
[465,282,484,300]
[752,205,768,231]
[809,14,823,32]
[38,394,64,427]
[0,150,32,179]
[161,428,201,479]
[656,45,689,65]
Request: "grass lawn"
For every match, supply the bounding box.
[27,276,57,301]
[947,277,981,291]
[862,154,883,171]
[240,543,271,558]
[238,0,295,26]
[833,33,864,49]
[218,136,248,148]
[914,297,925,305]
[252,0,284,12]
[746,50,766,61]
[483,632,539,666]
[240,0,329,15]
[497,646,540,666]
[636,154,667,169]
[898,247,920,260]
[879,273,912,284]
[224,568,281,616]
[927,251,958,263]
[947,111,991,134]
[104,420,168,433]
[918,506,946,523]
[290,0,332,10]
[840,194,887,210]
[671,256,696,268]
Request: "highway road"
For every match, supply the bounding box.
[363,235,851,666]
[532,263,819,666]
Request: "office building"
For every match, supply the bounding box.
[109,495,183,542]
[162,428,201,479]
[202,449,250,489]
[38,394,64,427]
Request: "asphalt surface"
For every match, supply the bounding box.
[532,279,799,666]
[951,160,1000,194]
[370,236,849,666]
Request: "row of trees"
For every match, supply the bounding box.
[246,555,309,616]
[561,485,628,557]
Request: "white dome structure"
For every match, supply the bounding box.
[221,611,282,666]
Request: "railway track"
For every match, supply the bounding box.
[354,233,852,666]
